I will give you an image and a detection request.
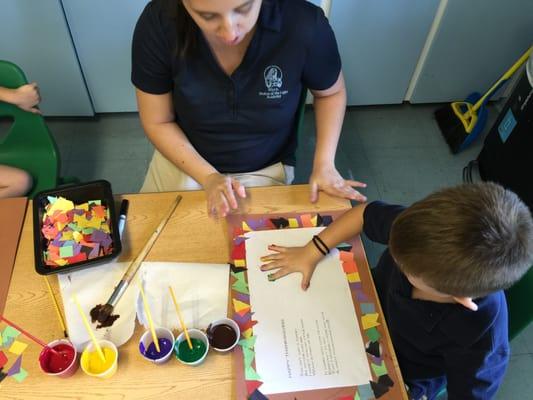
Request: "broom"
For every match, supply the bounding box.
[435,46,532,154]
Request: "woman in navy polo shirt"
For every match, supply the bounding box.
[132,0,366,218]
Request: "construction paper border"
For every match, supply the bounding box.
[227,212,406,400]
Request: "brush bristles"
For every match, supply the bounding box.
[97,304,114,323]
[434,105,466,154]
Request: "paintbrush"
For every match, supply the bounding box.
[94,195,182,324]
[43,276,68,338]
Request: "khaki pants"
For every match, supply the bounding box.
[141,150,295,192]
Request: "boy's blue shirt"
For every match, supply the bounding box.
[363,201,510,400]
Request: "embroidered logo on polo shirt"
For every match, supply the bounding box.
[259,65,288,100]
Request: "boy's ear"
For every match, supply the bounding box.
[453,296,478,311]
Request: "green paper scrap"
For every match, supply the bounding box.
[2,326,20,341]
[68,223,81,232]
[232,280,249,294]
[88,200,101,205]
[242,346,255,367]
[59,245,74,258]
[238,336,257,349]
[371,361,388,377]
[231,271,246,282]
[366,327,381,342]
[244,365,262,381]
[47,196,58,204]
[82,228,94,234]
[354,392,361,400]
[12,367,28,382]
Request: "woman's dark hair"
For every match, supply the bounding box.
[164,0,198,58]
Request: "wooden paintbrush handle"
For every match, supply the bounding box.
[123,195,182,283]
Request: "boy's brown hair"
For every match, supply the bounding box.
[389,182,533,298]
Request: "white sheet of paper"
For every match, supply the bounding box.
[245,228,372,394]
[136,262,229,330]
[58,262,139,352]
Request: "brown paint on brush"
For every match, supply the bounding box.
[90,304,120,329]
[209,324,237,349]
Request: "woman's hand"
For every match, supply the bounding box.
[204,172,246,218]
[260,244,324,290]
[309,164,367,203]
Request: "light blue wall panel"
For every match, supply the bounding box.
[410,0,533,103]
[0,0,94,116]
[330,0,439,105]
[61,0,149,113]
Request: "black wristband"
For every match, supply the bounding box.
[312,235,329,256]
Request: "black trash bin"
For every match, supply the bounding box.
[476,53,533,211]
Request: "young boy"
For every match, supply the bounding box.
[0,82,40,197]
[260,182,533,400]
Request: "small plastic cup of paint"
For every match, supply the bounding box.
[80,339,118,379]
[206,318,240,352]
[39,339,78,378]
[174,328,209,366]
[139,327,175,364]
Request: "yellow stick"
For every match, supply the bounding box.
[72,295,105,362]
[139,284,160,353]
[168,286,193,350]
[43,276,68,338]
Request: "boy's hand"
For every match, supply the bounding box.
[260,244,324,291]
[13,83,41,114]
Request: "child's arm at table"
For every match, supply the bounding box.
[261,203,367,290]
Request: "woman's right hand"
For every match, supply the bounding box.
[204,173,246,219]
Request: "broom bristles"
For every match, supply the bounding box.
[434,104,468,154]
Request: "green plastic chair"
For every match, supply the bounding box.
[506,267,533,340]
[0,60,68,197]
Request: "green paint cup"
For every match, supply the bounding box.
[174,329,209,366]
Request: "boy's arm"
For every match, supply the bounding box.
[0,84,41,114]
[261,204,367,290]
[443,343,509,400]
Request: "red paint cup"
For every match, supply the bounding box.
[39,339,78,378]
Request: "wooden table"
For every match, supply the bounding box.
[2,185,405,399]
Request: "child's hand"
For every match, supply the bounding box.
[13,83,41,114]
[260,244,323,291]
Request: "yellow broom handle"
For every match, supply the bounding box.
[473,46,532,112]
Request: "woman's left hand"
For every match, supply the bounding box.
[309,164,367,203]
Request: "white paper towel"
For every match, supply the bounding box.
[137,262,230,331]
[58,261,230,351]
[58,262,139,352]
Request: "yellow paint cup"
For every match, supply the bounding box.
[80,339,118,379]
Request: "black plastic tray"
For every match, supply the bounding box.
[32,180,122,275]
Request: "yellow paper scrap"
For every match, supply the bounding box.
[311,215,317,226]
[288,218,299,228]
[242,328,253,339]
[76,203,89,211]
[234,259,246,267]
[61,231,74,241]
[48,197,74,214]
[362,313,380,329]
[73,231,83,242]
[347,272,361,283]
[8,340,28,355]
